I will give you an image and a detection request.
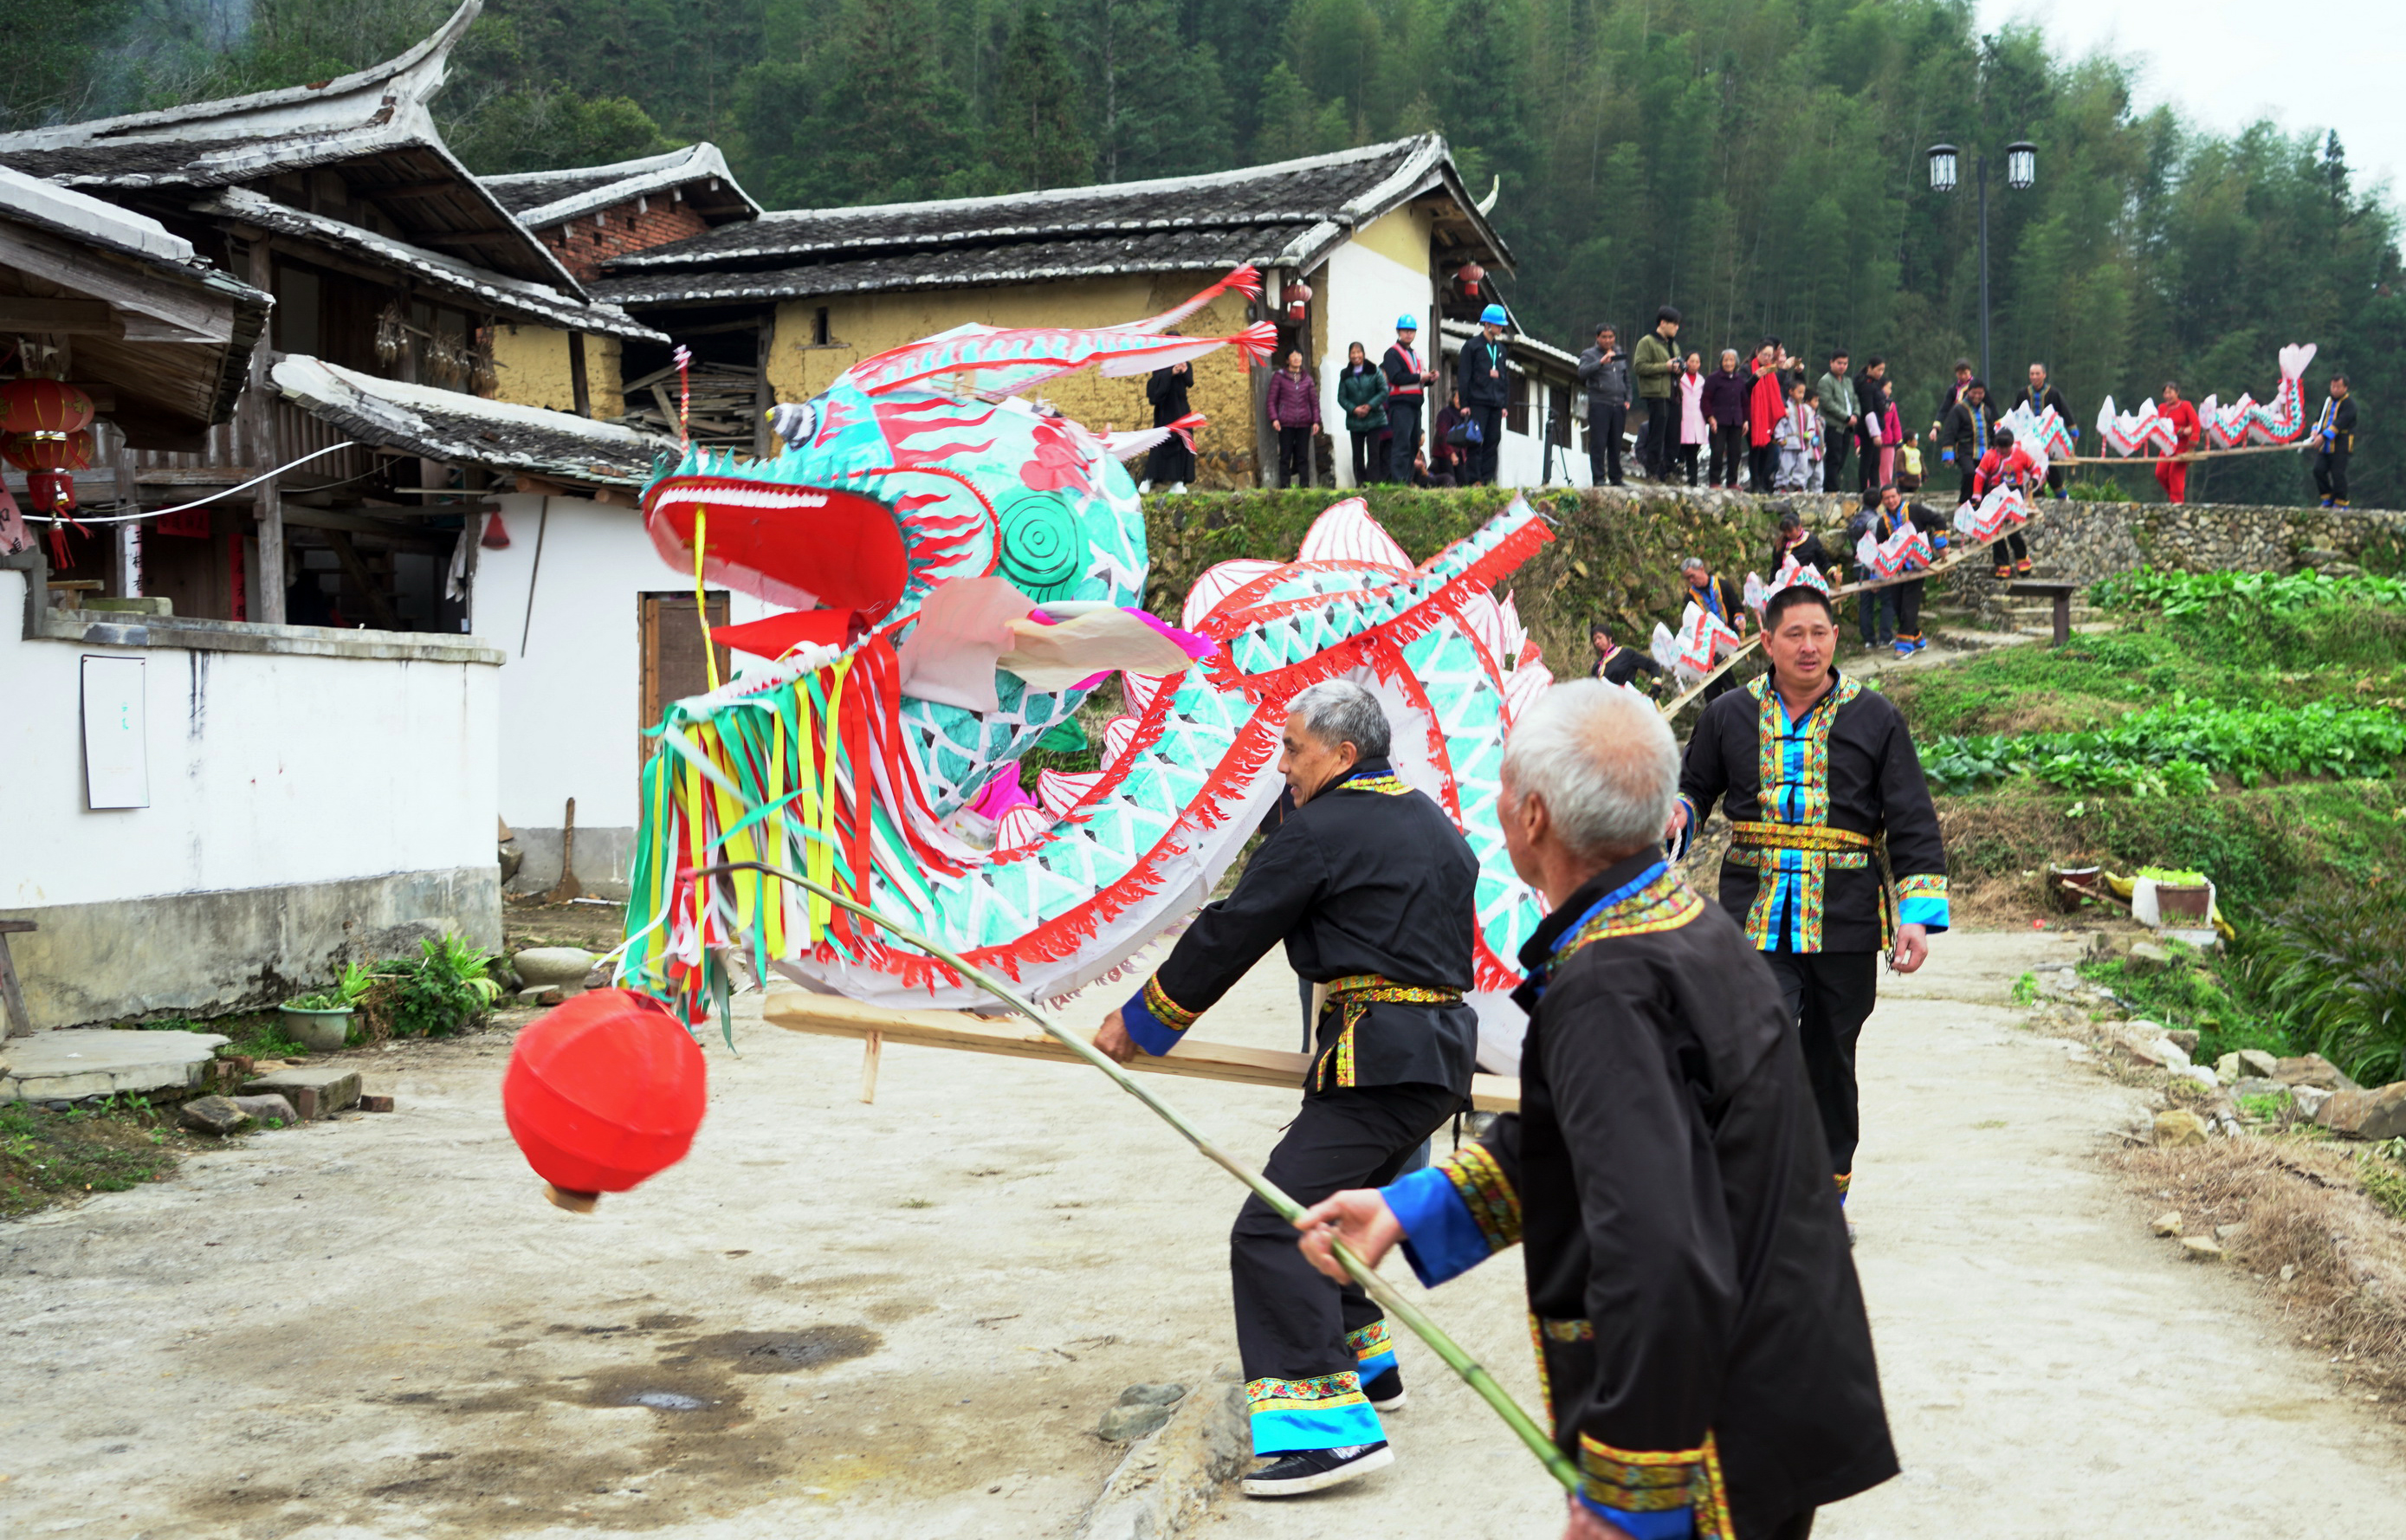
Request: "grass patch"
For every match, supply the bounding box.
[0,1098,212,1219]
[2079,945,2295,1064]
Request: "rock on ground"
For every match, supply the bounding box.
[2316,1082,2406,1141]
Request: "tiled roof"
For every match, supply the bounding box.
[271,355,671,487]
[482,144,758,229]
[598,134,1510,305]
[197,190,663,341]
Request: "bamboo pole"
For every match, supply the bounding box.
[859,1029,883,1103]
[2066,439,2311,467]
[684,857,1580,1494]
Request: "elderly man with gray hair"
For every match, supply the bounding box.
[1097,678,1480,1498]
[1297,680,1896,1540]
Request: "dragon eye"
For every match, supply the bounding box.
[768,401,818,447]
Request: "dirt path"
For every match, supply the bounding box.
[3,931,2401,1537]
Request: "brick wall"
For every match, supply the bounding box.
[539,197,712,285]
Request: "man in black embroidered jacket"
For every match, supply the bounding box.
[1672,585,1950,1211]
[1297,680,1895,1539]
[1096,678,1478,1498]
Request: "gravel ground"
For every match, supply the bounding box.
[3,929,2402,1537]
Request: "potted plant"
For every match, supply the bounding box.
[279,962,373,1053]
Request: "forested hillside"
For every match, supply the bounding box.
[14,0,2402,508]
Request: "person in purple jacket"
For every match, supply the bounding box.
[1700,349,1750,489]
[1267,351,1323,488]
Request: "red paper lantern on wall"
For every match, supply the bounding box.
[502,988,707,1211]
[1281,281,1313,322]
[0,379,95,437]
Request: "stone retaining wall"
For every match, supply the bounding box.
[1939,499,2406,620]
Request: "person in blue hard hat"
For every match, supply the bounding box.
[1381,315,1436,484]
[1454,302,1511,486]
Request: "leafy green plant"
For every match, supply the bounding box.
[2242,892,2406,1087]
[284,961,375,1013]
[2011,972,2040,1006]
[2079,944,2295,1065]
[1922,698,2406,795]
[2238,1093,2290,1122]
[2359,1140,2406,1221]
[377,935,504,1038]
[2093,567,2406,617]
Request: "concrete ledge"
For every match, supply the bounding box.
[0,1028,229,1103]
[1076,1373,1248,1540]
[1,866,501,1029]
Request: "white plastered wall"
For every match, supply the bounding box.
[1319,225,1436,489]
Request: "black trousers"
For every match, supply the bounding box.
[1760,1511,1817,1540]
[1854,572,1895,644]
[1749,442,1775,494]
[1588,402,1627,486]
[1146,437,1193,489]
[1388,398,1423,482]
[1858,426,1882,494]
[1821,425,1852,490]
[1893,576,1924,637]
[2317,449,2350,502]
[1643,396,1677,477]
[1469,404,1504,483]
[1232,1082,1461,1449]
[1676,441,1700,486]
[1709,424,1745,487]
[1278,424,1313,487]
[1762,950,1879,1179]
[1349,431,1381,485]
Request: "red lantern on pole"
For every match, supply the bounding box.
[502,988,708,1212]
[0,379,95,437]
[1281,281,1313,322]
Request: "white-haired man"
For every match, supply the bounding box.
[1097,679,1479,1497]
[1296,680,1896,1540]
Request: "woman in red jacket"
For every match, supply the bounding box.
[2152,380,2202,504]
[1747,340,1785,493]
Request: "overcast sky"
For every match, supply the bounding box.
[1978,0,2404,197]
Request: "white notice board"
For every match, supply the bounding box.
[81,655,149,809]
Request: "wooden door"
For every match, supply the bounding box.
[639,591,731,752]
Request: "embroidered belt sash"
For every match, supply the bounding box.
[1726,821,1898,948]
[1314,974,1463,1090]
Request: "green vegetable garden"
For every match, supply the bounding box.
[1884,567,2406,1081]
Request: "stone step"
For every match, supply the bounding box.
[0,1029,230,1104]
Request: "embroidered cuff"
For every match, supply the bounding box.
[1573,1498,1693,1538]
[1347,1319,1398,1381]
[1121,976,1197,1057]
[1246,1372,1381,1456]
[1668,796,1700,861]
[1896,873,1950,933]
[1580,1437,1708,1517]
[1383,1166,1493,1287]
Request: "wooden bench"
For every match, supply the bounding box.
[2005,580,2079,645]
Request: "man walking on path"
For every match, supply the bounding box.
[1297,680,1898,1540]
[1267,351,1321,489]
[1577,324,1631,487]
[1672,585,1950,1216]
[2312,375,2355,507]
[1703,349,1749,489]
[1633,307,1683,481]
[1457,304,1513,486]
[1097,682,1478,1498]
[2011,363,2073,497]
[1817,351,1859,493]
[1381,317,1435,485]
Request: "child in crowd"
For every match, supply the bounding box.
[1775,380,1822,490]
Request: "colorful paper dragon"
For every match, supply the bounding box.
[619,269,1555,1065]
[2097,344,2315,456]
[1998,401,2075,463]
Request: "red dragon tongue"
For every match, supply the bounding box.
[644,475,908,613]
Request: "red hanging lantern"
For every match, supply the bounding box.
[0,379,95,437]
[1456,262,1486,299]
[502,988,708,1212]
[4,428,94,472]
[1281,280,1313,322]
[479,511,512,549]
[7,429,93,514]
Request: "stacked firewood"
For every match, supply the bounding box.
[620,361,760,449]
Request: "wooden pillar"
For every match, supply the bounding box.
[109,429,141,598]
[1251,269,1277,488]
[242,233,286,623]
[753,314,775,459]
[568,332,592,418]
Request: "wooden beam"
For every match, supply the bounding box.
[764,993,1523,1113]
[0,298,119,334]
[276,507,460,550]
[0,222,239,341]
[568,331,592,418]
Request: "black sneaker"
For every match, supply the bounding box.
[1362,1366,1406,1411]
[1240,1442,1394,1497]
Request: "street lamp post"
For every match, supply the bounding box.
[1926,140,2037,385]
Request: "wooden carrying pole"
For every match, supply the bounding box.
[766,992,1522,1112]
